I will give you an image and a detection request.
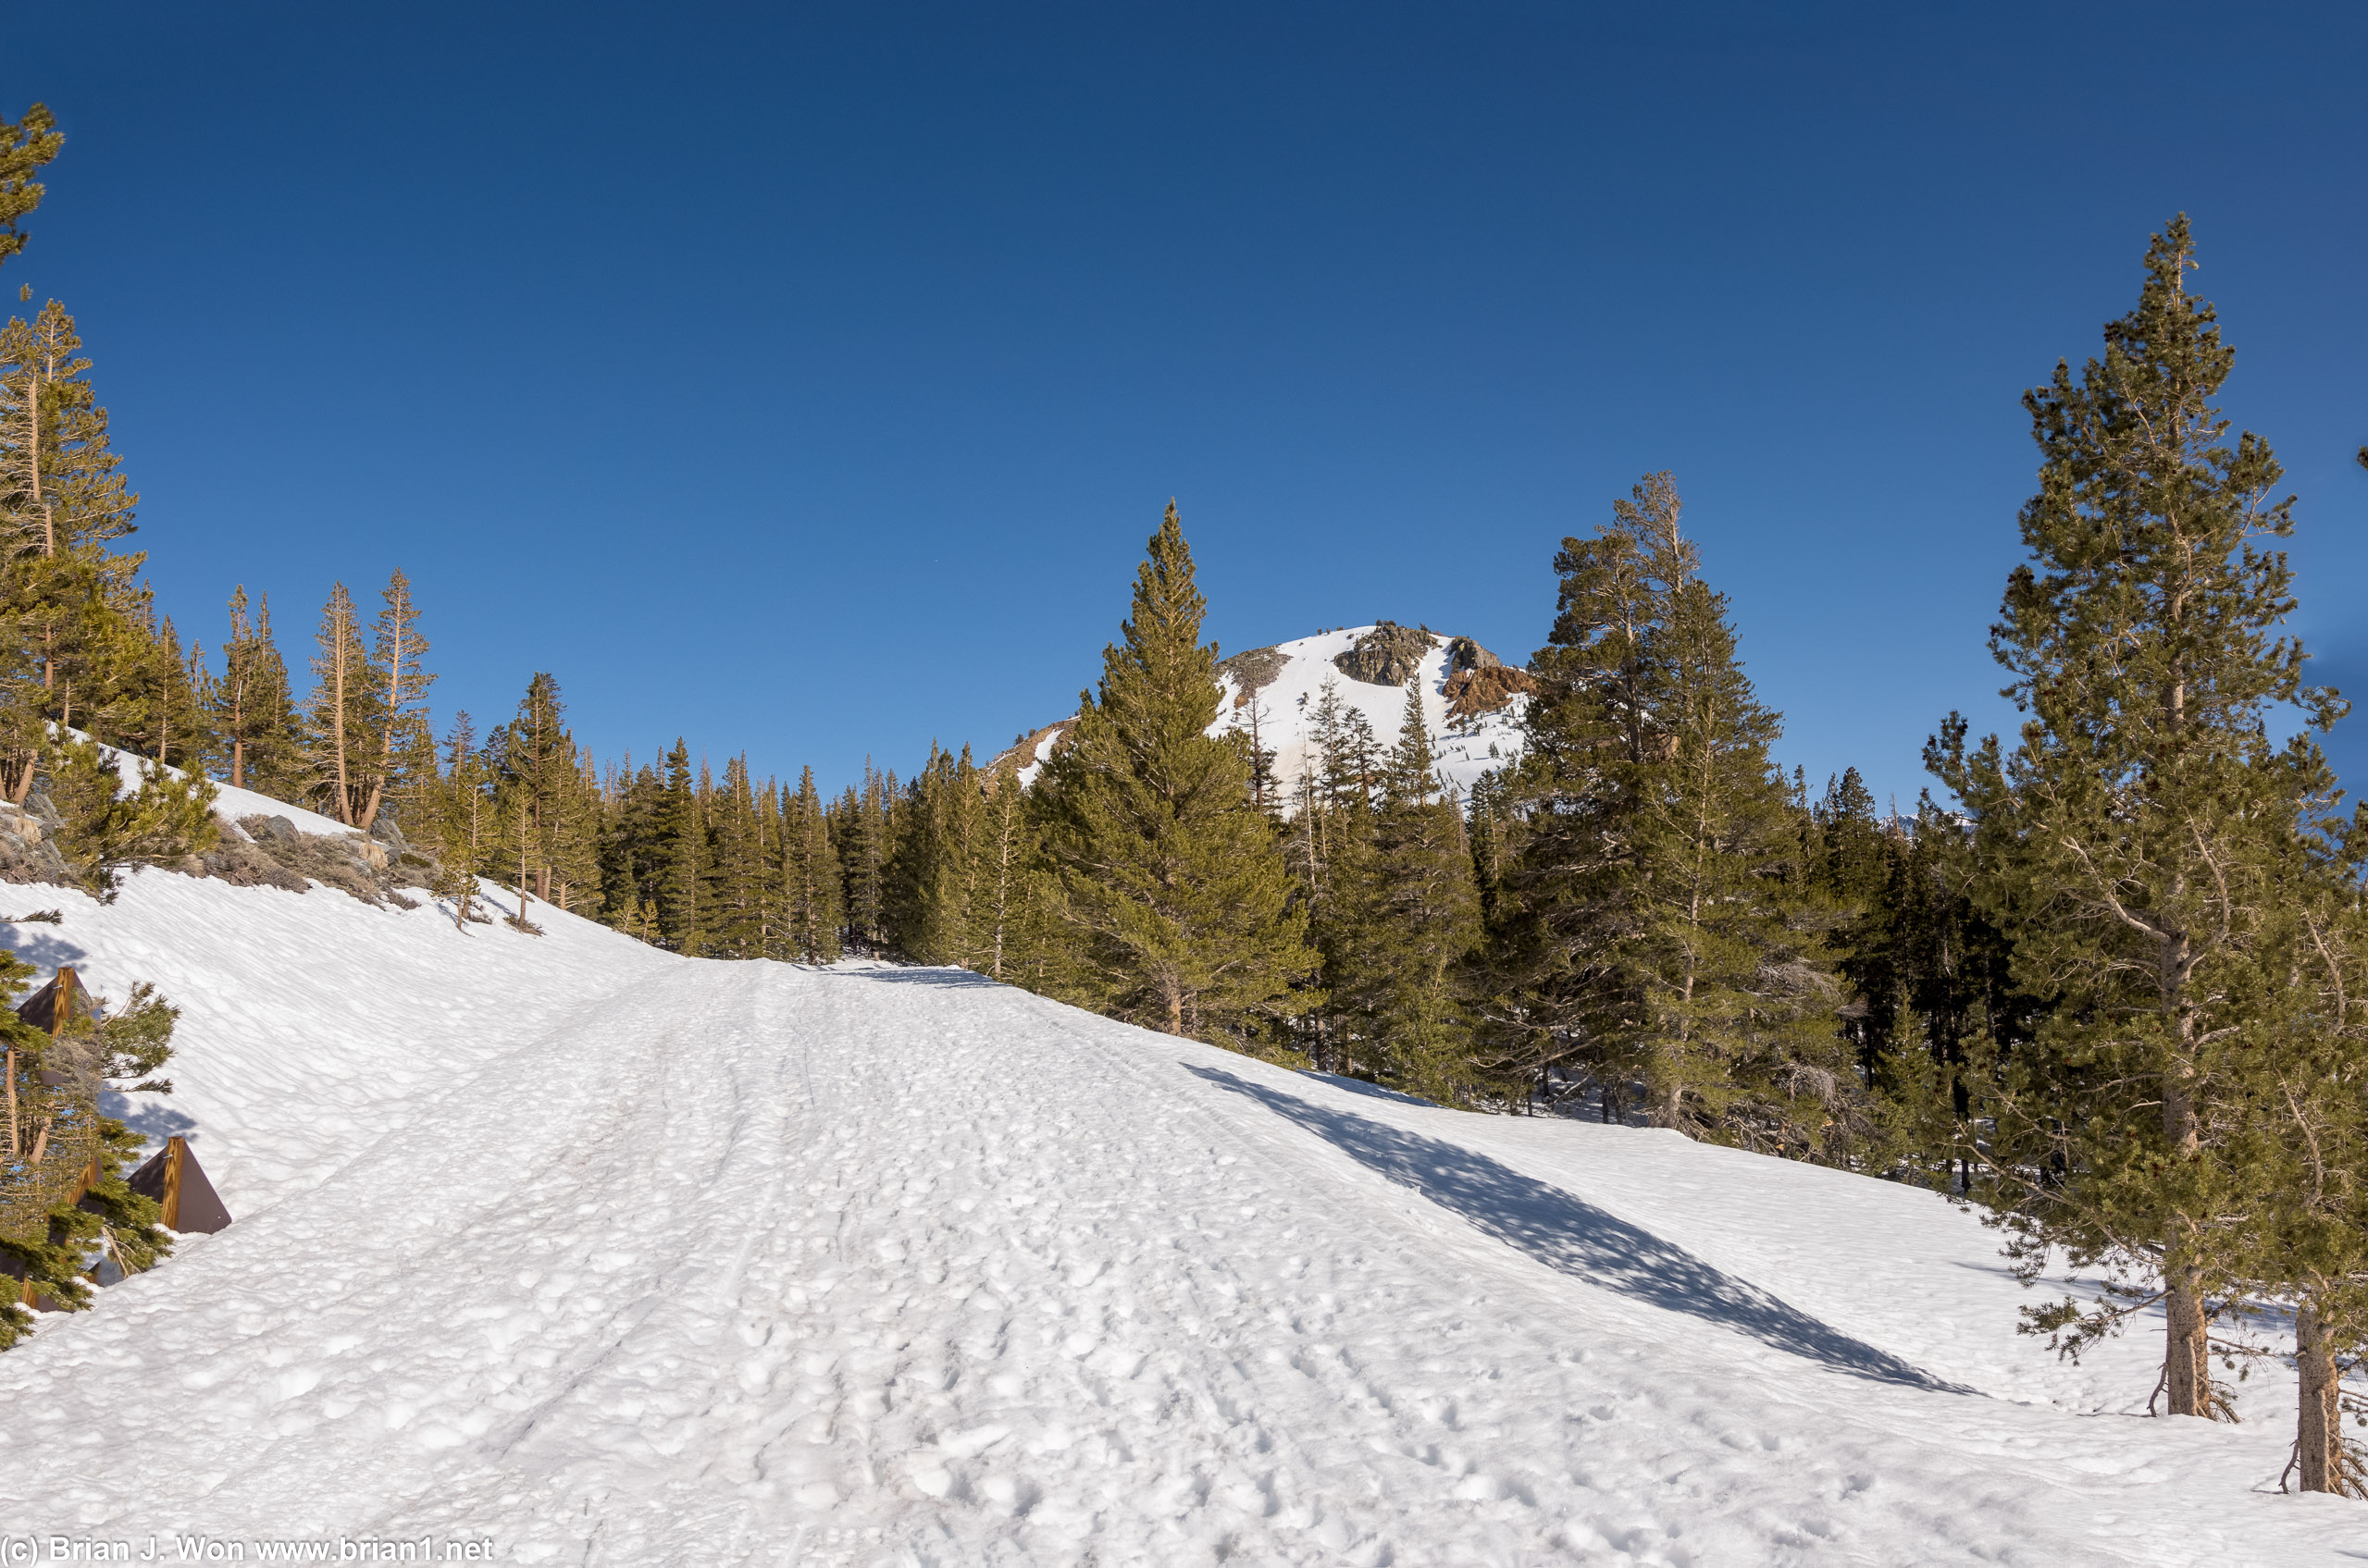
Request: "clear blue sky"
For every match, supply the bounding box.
[6,2,2365,802]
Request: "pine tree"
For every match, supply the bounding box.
[424,711,494,928]
[354,570,431,832]
[546,744,604,914]
[104,607,209,771]
[597,752,671,935]
[42,732,219,900]
[210,586,304,797]
[2216,878,2368,1492]
[830,760,894,956]
[491,673,577,911]
[1287,680,1381,1071]
[1627,564,1851,1152]
[755,777,783,957]
[657,739,708,953]
[1481,472,1694,1107]
[1928,216,2351,1419]
[304,582,379,824]
[1031,501,1316,1045]
[0,298,144,768]
[1810,768,1893,1092]
[180,629,217,776]
[704,755,765,957]
[886,745,988,966]
[1344,680,1482,1103]
[0,105,61,272]
[969,772,1035,981]
[1484,473,1849,1135]
[783,766,843,964]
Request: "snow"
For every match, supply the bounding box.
[199,780,352,840]
[1012,728,1067,792]
[1214,627,1525,803]
[80,730,357,841]
[0,865,2354,1562]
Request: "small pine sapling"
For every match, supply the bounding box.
[43,734,219,901]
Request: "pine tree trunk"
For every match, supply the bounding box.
[2161,1053,2213,1419]
[455,795,478,931]
[357,609,403,832]
[2299,1301,2340,1492]
[29,394,52,699]
[2163,1264,2210,1418]
[332,617,352,825]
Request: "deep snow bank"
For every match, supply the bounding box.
[0,867,2351,1564]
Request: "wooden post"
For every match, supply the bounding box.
[161,1136,185,1231]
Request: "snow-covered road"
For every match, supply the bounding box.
[0,873,2354,1564]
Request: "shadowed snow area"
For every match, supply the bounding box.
[0,870,2357,1564]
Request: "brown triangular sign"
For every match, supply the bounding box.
[15,966,88,1036]
[126,1135,232,1234]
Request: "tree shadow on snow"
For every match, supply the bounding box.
[1189,1065,1969,1393]
[0,925,89,972]
[100,1091,198,1149]
[839,967,1000,988]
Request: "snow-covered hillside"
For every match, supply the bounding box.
[1013,623,1529,803]
[0,863,2355,1562]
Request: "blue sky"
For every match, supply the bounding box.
[6,2,2365,801]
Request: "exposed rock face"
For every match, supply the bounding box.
[1217,645,1289,708]
[0,797,71,886]
[1444,662,1537,723]
[205,816,421,903]
[1333,623,1438,686]
[1446,636,1504,673]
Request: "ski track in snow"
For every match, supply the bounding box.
[0,871,2356,1564]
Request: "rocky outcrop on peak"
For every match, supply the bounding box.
[1446,635,1504,673]
[1444,661,1537,723]
[1333,623,1438,686]
[1217,645,1289,708]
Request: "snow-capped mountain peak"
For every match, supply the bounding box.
[1007,623,1531,800]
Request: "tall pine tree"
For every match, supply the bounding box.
[783,766,843,964]
[305,581,378,824]
[210,586,304,797]
[1031,502,1315,1046]
[1928,216,2351,1420]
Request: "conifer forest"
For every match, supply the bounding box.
[6,84,2368,1513]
